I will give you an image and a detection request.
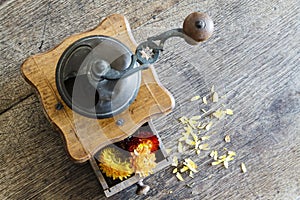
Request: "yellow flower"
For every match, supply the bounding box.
[99,147,133,181]
[130,143,157,177]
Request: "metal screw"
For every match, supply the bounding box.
[116,118,124,126]
[55,102,63,110]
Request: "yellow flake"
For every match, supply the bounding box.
[185,139,196,146]
[186,182,195,188]
[211,85,215,93]
[213,152,218,160]
[226,109,234,115]
[179,116,188,124]
[195,140,200,149]
[172,156,178,167]
[201,108,207,113]
[212,92,219,103]
[173,168,178,173]
[180,166,189,173]
[196,149,200,154]
[188,120,197,129]
[201,135,210,141]
[166,148,172,154]
[179,136,187,142]
[176,172,184,181]
[191,95,200,101]
[184,126,193,135]
[241,163,247,173]
[210,150,218,161]
[191,131,198,141]
[190,115,201,120]
[199,143,210,150]
[223,160,229,169]
[202,96,208,105]
[184,158,198,173]
[205,122,213,131]
[224,135,231,143]
[212,110,225,119]
[178,142,183,153]
[226,156,235,161]
[197,122,206,129]
[228,151,236,156]
[212,160,222,165]
[218,155,227,160]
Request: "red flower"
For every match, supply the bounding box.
[127,131,159,153]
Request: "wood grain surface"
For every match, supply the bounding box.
[1,0,299,199]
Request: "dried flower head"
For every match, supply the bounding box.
[98,147,133,181]
[130,143,157,177]
[126,132,159,153]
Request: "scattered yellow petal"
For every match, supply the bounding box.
[210,150,218,161]
[205,122,213,131]
[226,109,234,115]
[191,132,198,142]
[197,123,206,129]
[184,126,193,135]
[199,143,210,150]
[224,135,231,143]
[212,160,222,165]
[190,115,201,120]
[178,142,183,153]
[218,155,227,160]
[195,140,200,150]
[186,182,195,188]
[176,172,184,181]
[196,149,200,154]
[212,92,219,103]
[180,166,189,173]
[173,168,178,173]
[212,110,225,119]
[202,96,208,105]
[211,85,215,93]
[184,158,198,173]
[201,135,210,141]
[191,95,200,101]
[179,136,187,142]
[241,162,247,173]
[188,120,197,129]
[228,151,236,156]
[185,139,196,146]
[166,148,172,154]
[189,171,194,178]
[172,156,178,167]
[179,116,188,124]
[223,160,229,169]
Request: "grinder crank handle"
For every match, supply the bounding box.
[135,12,214,65]
[101,12,214,80]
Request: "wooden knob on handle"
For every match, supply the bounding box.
[183,12,214,44]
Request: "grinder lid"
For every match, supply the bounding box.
[56,35,141,118]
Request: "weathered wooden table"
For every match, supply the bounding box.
[1,0,299,199]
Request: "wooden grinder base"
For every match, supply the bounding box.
[21,14,174,196]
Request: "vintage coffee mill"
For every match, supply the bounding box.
[21,12,213,197]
